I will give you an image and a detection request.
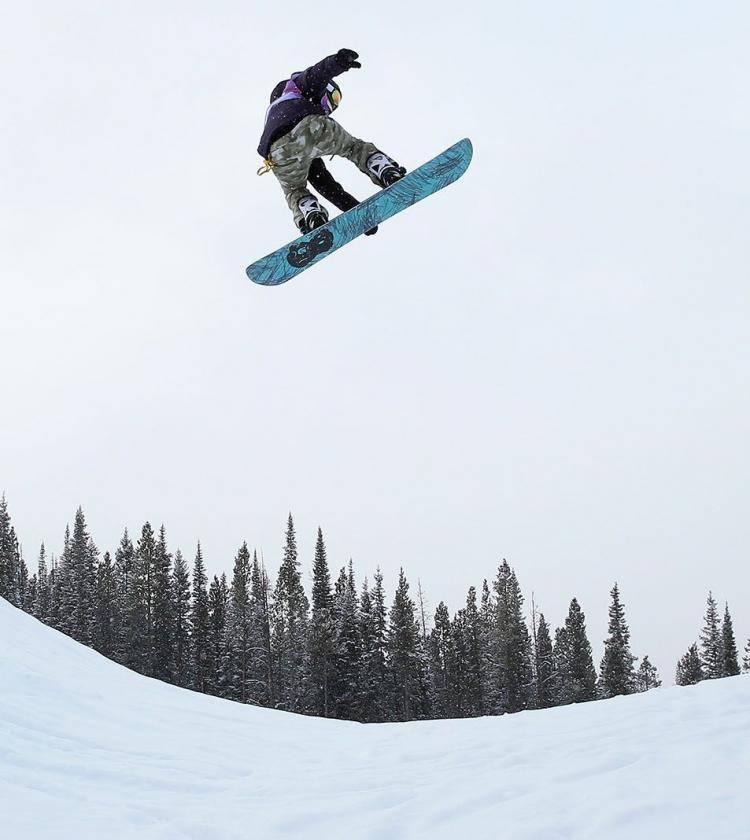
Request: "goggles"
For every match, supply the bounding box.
[321,83,342,113]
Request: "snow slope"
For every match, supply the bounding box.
[1,599,748,840]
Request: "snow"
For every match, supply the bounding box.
[2,599,748,840]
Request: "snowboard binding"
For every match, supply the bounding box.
[297,195,329,234]
[366,152,407,188]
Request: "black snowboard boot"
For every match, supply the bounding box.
[366,151,407,188]
[297,195,329,234]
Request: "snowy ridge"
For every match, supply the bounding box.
[1,598,748,840]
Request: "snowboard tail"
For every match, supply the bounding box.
[246,138,473,286]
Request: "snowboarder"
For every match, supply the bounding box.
[257,49,406,234]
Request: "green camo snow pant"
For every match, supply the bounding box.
[270,114,379,227]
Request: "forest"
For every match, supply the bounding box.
[1,496,747,722]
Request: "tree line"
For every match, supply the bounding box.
[1,495,747,722]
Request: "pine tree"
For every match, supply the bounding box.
[676,643,703,686]
[450,608,470,716]
[387,568,428,721]
[357,577,377,721]
[534,612,555,708]
[171,549,192,688]
[331,561,361,719]
[743,639,750,673]
[190,542,211,693]
[598,583,636,698]
[700,592,722,679]
[634,655,661,692]
[33,543,51,622]
[47,551,62,630]
[17,550,29,611]
[126,523,156,675]
[271,514,309,712]
[0,494,20,606]
[461,586,485,716]
[58,508,97,644]
[150,526,174,681]
[249,551,273,706]
[113,529,135,666]
[429,601,461,717]
[357,569,390,721]
[306,528,335,717]
[224,542,253,702]
[206,574,228,696]
[488,561,533,713]
[720,603,740,677]
[93,551,118,658]
[554,598,597,704]
[25,573,38,615]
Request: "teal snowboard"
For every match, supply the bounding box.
[246,138,473,286]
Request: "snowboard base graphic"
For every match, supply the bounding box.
[246,138,473,286]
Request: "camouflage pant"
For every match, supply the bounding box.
[270,115,379,226]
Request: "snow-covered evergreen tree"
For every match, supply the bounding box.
[113,529,134,665]
[47,550,62,630]
[16,550,29,611]
[190,542,210,693]
[249,551,273,706]
[306,528,334,717]
[357,569,390,721]
[720,603,740,677]
[700,592,722,679]
[676,643,703,686]
[488,561,534,713]
[0,494,20,606]
[461,586,485,716]
[150,526,174,681]
[206,574,228,697]
[125,522,156,675]
[534,612,555,709]
[171,549,192,688]
[554,598,597,704]
[598,583,636,698]
[634,655,661,692]
[271,515,309,712]
[429,600,459,717]
[331,561,361,719]
[33,543,50,622]
[224,542,253,702]
[93,551,118,658]
[58,508,97,644]
[387,568,428,721]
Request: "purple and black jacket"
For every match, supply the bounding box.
[257,53,350,159]
[258,53,359,213]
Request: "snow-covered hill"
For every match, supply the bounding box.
[1,599,748,839]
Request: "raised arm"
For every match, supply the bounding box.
[295,49,361,99]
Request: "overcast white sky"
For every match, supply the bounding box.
[2,1,749,678]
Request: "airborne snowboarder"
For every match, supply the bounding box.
[257,48,407,234]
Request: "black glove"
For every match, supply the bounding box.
[365,225,378,236]
[337,48,361,69]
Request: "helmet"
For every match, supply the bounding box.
[321,81,342,114]
[269,80,287,103]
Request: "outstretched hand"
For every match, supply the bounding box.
[337,48,361,69]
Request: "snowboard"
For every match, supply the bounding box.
[246,138,473,286]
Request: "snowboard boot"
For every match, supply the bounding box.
[297,195,329,234]
[366,151,407,188]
